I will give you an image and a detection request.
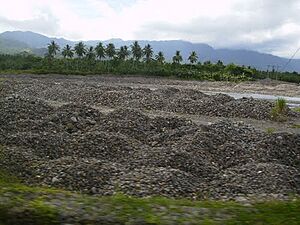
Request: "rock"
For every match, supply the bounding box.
[70,116,78,123]
[91,187,98,194]
[52,177,60,183]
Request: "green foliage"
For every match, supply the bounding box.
[61,44,74,59]
[155,51,165,64]
[85,46,96,61]
[106,43,116,59]
[1,174,300,225]
[95,42,105,60]
[0,53,253,82]
[271,98,288,121]
[188,51,198,64]
[131,41,143,61]
[2,40,300,83]
[74,41,86,58]
[266,127,276,134]
[1,40,300,84]
[1,163,300,225]
[47,41,60,58]
[291,124,300,129]
[118,45,130,60]
[143,44,153,63]
[172,50,183,64]
[276,98,287,113]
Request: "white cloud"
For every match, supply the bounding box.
[0,0,299,57]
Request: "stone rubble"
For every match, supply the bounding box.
[0,76,299,200]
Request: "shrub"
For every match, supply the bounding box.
[271,98,288,121]
[266,127,276,134]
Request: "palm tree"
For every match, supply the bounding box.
[155,51,165,64]
[61,44,74,59]
[118,45,130,60]
[86,46,96,61]
[106,43,116,59]
[95,42,105,60]
[188,51,198,64]
[216,60,224,67]
[143,44,153,63]
[172,50,183,64]
[47,41,60,58]
[74,42,86,58]
[131,41,142,61]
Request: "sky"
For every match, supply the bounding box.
[0,0,300,58]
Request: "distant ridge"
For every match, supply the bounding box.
[1,30,300,72]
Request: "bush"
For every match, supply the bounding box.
[271,98,288,121]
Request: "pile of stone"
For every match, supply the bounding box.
[5,78,298,120]
[1,96,299,199]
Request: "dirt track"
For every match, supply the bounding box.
[0,74,300,200]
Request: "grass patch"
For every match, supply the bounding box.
[292,107,300,113]
[266,127,276,134]
[0,169,300,224]
[271,98,288,122]
[291,124,300,129]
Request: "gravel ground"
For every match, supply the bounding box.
[0,74,300,200]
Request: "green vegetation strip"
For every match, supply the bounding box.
[292,107,300,113]
[1,171,300,225]
[1,52,300,83]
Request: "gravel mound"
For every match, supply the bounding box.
[1,105,299,199]
[5,78,299,120]
[111,167,201,198]
[203,163,300,199]
[32,157,125,195]
[1,77,300,200]
[66,130,139,161]
[0,95,53,125]
[47,103,105,133]
[127,147,218,179]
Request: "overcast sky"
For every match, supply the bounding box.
[0,0,300,58]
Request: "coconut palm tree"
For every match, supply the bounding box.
[188,51,198,64]
[47,41,60,58]
[95,42,105,60]
[131,41,142,62]
[61,44,74,59]
[106,43,116,59]
[172,50,183,64]
[118,45,130,60]
[155,51,165,64]
[86,46,96,61]
[74,42,86,58]
[216,60,224,67]
[143,44,153,63]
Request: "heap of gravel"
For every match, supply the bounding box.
[1,76,300,200]
[202,163,300,199]
[111,167,202,198]
[0,94,299,200]
[0,95,53,126]
[4,78,298,120]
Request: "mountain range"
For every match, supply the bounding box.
[0,31,300,72]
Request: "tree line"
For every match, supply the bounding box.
[0,40,299,83]
[47,40,199,65]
